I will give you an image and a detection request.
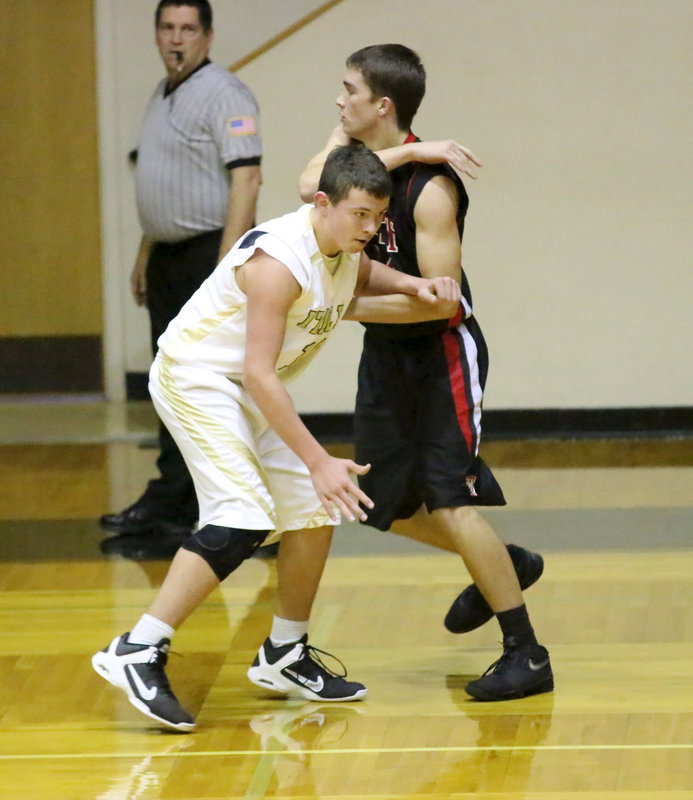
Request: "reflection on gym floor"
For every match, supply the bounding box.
[0,400,691,799]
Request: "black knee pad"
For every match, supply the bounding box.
[181,525,270,581]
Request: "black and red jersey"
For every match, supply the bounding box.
[363,133,471,339]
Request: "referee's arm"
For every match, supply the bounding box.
[218,161,262,261]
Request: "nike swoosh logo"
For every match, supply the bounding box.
[126,664,157,701]
[283,669,324,693]
[528,658,550,672]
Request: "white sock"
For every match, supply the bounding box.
[129,613,175,646]
[269,616,308,647]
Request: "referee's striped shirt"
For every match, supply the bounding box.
[135,62,262,243]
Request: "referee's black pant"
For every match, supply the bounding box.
[141,228,224,524]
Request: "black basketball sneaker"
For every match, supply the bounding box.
[465,637,554,701]
[247,635,367,702]
[444,544,545,633]
[92,633,195,731]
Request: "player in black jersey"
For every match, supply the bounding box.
[299,44,553,701]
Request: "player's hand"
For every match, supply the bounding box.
[309,454,374,523]
[414,140,483,179]
[416,276,461,305]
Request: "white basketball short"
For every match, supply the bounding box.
[149,354,336,543]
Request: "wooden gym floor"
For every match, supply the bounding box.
[0,400,691,799]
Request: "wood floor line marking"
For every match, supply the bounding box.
[0,743,691,760]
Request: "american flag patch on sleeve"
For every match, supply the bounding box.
[228,116,257,136]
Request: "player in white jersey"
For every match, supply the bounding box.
[157,203,362,384]
[92,144,461,731]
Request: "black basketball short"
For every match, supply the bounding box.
[355,321,506,531]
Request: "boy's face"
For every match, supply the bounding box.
[336,69,383,141]
[316,188,389,255]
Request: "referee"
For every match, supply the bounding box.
[100,0,262,538]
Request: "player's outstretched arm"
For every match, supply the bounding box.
[241,252,373,522]
[344,253,460,324]
[298,126,349,202]
[299,131,482,201]
[405,140,482,180]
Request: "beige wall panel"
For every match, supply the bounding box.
[96,0,340,398]
[239,0,693,410]
[0,0,101,336]
[98,0,692,409]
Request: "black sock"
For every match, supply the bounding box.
[496,604,538,648]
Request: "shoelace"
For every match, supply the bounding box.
[302,644,348,679]
[145,648,178,695]
[479,643,517,676]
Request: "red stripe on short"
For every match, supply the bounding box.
[442,328,473,452]
[449,305,463,327]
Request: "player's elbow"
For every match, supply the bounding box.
[298,173,318,203]
[241,366,266,397]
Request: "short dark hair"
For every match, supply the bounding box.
[318,144,392,205]
[155,1,213,32]
[346,44,426,132]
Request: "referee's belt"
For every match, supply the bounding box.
[154,227,224,253]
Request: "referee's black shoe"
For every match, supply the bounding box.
[444,544,544,634]
[99,501,193,537]
[465,638,554,701]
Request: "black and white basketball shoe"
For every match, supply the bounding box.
[248,635,367,702]
[92,633,195,732]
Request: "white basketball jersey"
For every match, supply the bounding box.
[158,204,360,382]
